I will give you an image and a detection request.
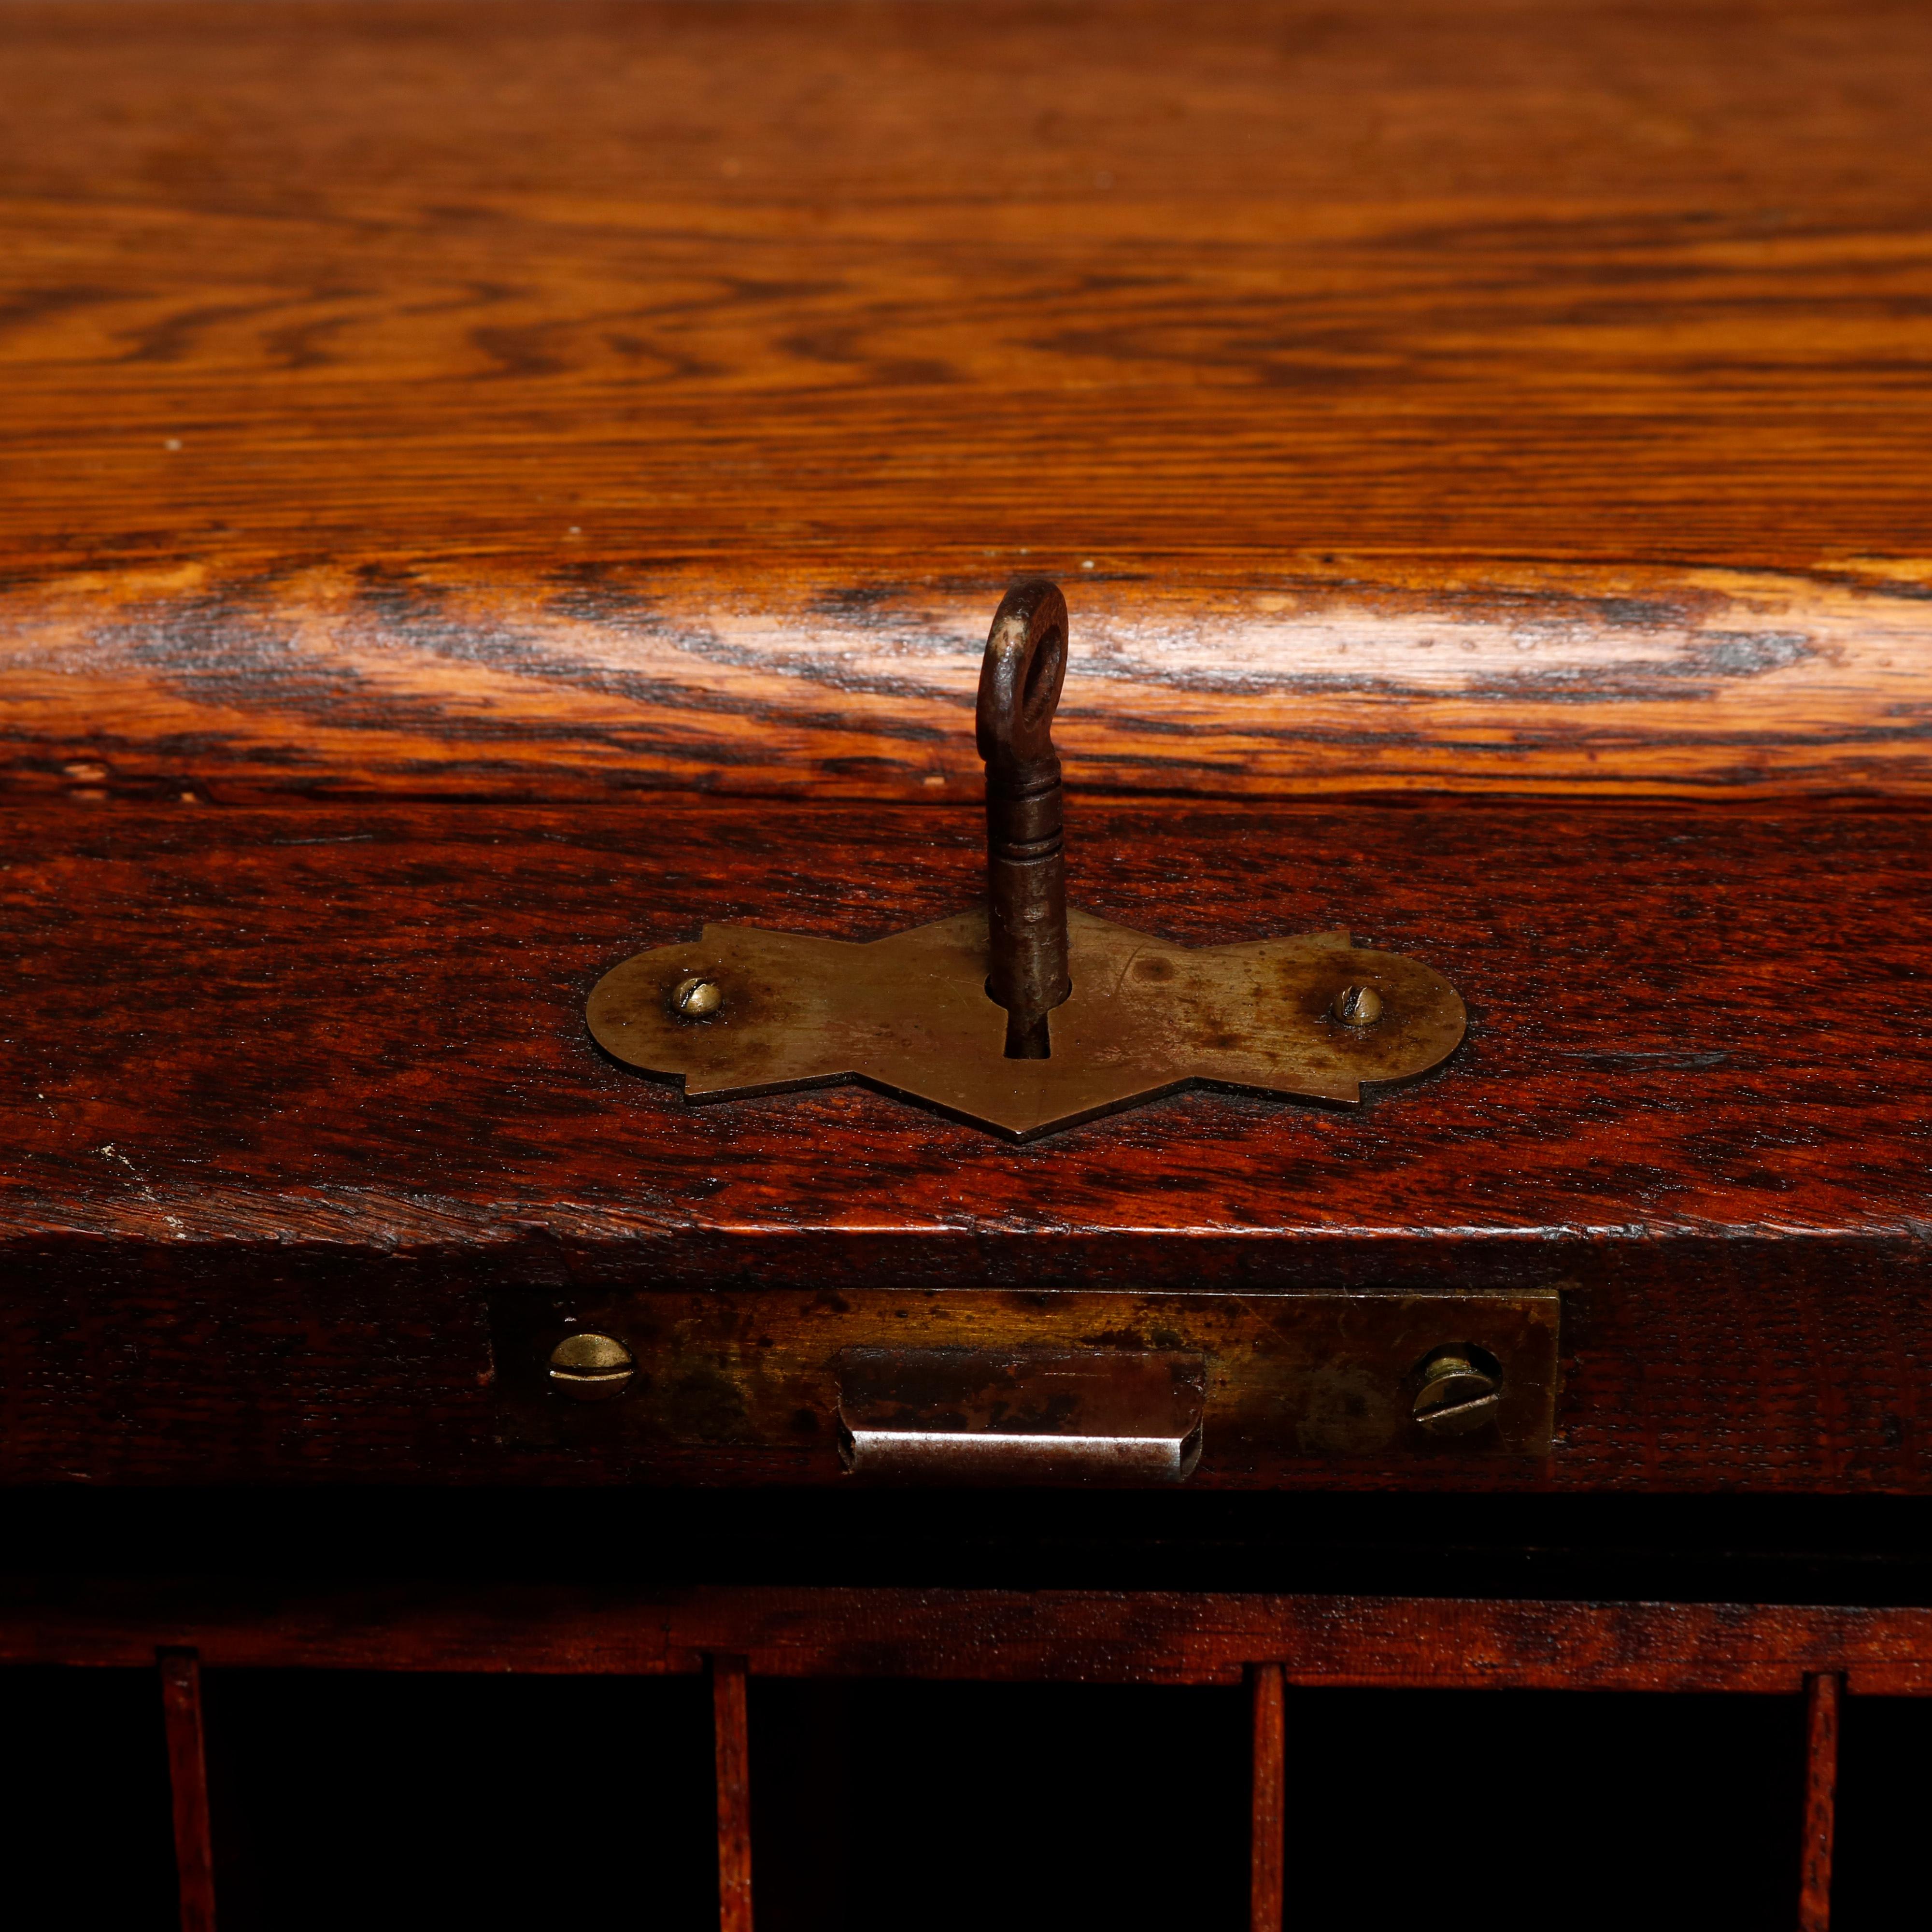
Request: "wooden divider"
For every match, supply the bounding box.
[712,1655,754,1932]
[119,1588,1878,1930]
[158,1650,217,1932]
[1799,1674,1843,1932]
[1249,1663,1286,1932]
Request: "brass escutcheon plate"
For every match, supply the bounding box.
[488,1287,1562,1474]
[587,904,1465,1140]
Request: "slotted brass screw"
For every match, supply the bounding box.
[548,1332,636,1402]
[1411,1353,1501,1435]
[670,975,724,1019]
[1332,983,1383,1027]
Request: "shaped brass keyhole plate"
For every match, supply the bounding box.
[588,908,1463,1141]
[587,580,1467,1141]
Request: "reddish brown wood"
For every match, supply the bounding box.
[6,560,1929,806]
[0,1587,1927,1695]
[158,1649,216,1932]
[0,799,1927,1488]
[1799,1672,1841,1931]
[9,0,1932,571]
[713,1654,753,1932]
[1,1,1931,803]
[1250,1663,1285,1932]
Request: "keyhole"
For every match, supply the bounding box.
[1005,1011,1051,1059]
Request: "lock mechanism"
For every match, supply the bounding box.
[587,580,1466,1139]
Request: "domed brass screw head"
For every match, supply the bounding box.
[1411,1353,1501,1435]
[548,1331,636,1402]
[1332,983,1383,1027]
[670,975,724,1020]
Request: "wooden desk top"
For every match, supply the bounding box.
[3,0,1931,803]
[7,797,1926,1271]
[4,4,1930,1491]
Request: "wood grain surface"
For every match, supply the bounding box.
[1,796,1928,1488]
[3,0,1932,801]
[7,1584,1932,1695]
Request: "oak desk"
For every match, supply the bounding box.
[4,1,1932,1926]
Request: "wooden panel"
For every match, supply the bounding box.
[3,1,1931,800]
[5,797,1927,1250]
[0,797,1928,1487]
[7,1586,1932,1697]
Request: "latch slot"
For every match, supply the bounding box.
[835,1347,1207,1485]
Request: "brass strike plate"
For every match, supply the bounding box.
[488,1288,1562,1477]
[588,580,1467,1140]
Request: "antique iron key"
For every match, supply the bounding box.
[586,580,1466,1139]
[978,580,1072,1059]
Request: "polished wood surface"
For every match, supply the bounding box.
[5,797,1920,1248]
[3,0,1931,802]
[0,796,1926,1487]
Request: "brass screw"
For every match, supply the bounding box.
[670,975,724,1020]
[1332,983,1383,1027]
[548,1331,636,1402]
[1411,1353,1501,1435]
